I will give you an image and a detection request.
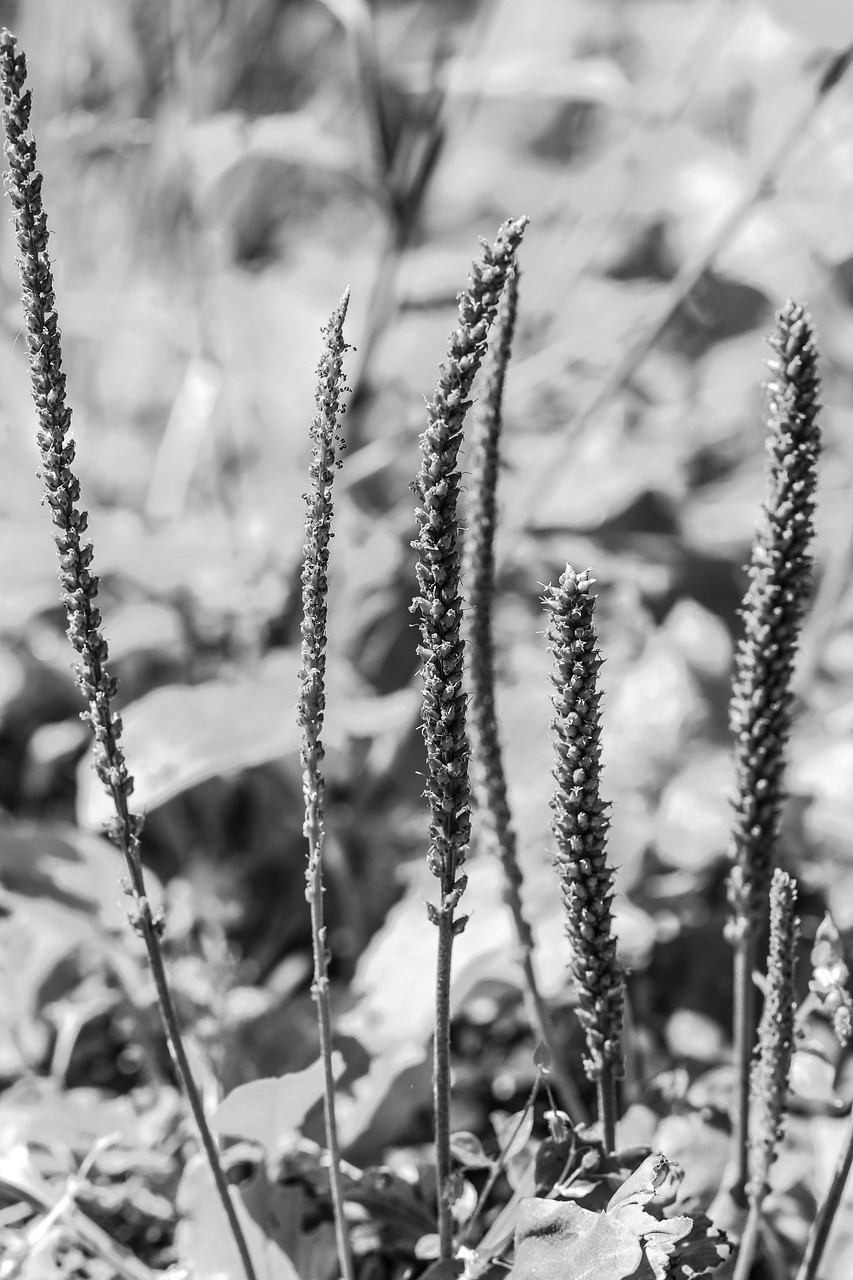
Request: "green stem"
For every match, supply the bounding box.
[733,1200,764,1280]
[797,1106,853,1280]
[597,1070,618,1155]
[434,907,456,1260]
[731,934,757,1205]
[305,820,356,1280]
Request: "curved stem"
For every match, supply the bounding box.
[797,1107,853,1280]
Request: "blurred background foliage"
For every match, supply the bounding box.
[3,0,853,1272]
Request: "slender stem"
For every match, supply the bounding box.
[464,271,587,1126]
[434,906,456,1259]
[798,1109,853,1280]
[731,935,757,1204]
[0,29,257,1280]
[596,1074,618,1156]
[518,41,852,507]
[299,294,355,1280]
[732,1202,764,1280]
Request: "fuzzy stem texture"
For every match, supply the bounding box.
[0,29,257,1280]
[412,216,527,1259]
[545,567,624,1152]
[734,870,799,1280]
[727,301,821,1200]
[298,291,355,1280]
[464,271,587,1125]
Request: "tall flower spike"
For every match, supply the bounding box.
[0,28,258,1280]
[298,292,354,1280]
[729,301,821,935]
[749,869,799,1201]
[545,566,624,1152]
[412,215,527,1260]
[727,301,821,1200]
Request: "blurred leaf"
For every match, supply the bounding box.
[0,820,161,933]
[177,1151,302,1280]
[78,649,417,827]
[213,1054,345,1152]
[655,750,731,871]
[336,858,521,1144]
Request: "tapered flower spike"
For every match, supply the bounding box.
[733,870,799,1280]
[411,215,527,1261]
[545,566,624,1153]
[0,27,257,1280]
[298,291,355,1280]
[464,271,587,1124]
[727,301,821,1201]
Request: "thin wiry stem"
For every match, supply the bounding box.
[545,568,624,1153]
[734,871,799,1280]
[0,28,257,1280]
[412,216,527,1260]
[464,270,587,1126]
[726,302,821,1202]
[298,292,355,1280]
[517,40,852,502]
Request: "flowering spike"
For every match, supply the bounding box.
[728,301,821,934]
[412,216,527,1260]
[545,566,624,1148]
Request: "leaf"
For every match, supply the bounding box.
[213,1053,345,1151]
[514,1156,729,1280]
[450,1132,493,1170]
[78,649,417,826]
[177,1152,303,1280]
[514,1199,642,1280]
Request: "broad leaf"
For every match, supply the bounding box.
[213,1053,345,1151]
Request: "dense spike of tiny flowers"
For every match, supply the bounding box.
[0,29,258,1280]
[411,216,526,1260]
[545,566,624,1146]
[465,269,527,940]
[0,30,144,881]
[298,292,355,1280]
[749,869,799,1199]
[412,215,527,923]
[299,289,350,864]
[728,301,821,936]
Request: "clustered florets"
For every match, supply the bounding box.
[412,217,527,929]
[729,302,821,934]
[1,30,144,887]
[298,290,350,860]
[545,566,624,1082]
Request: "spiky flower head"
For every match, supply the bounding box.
[412,217,527,930]
[298,290,350,868]
[464,269,530,943]
[0,29,146,896]
[728,302,821,937]
[749,869,799,1199]
[545,566,624,1083]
